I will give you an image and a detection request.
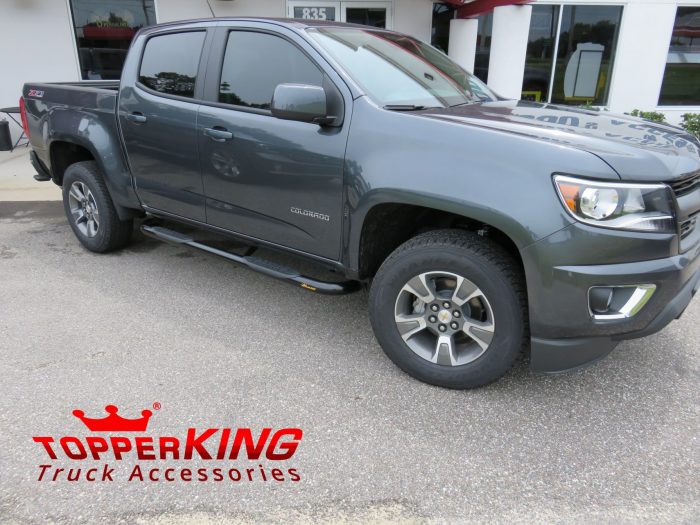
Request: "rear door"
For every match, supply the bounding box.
[118,29,210,222]
[197,24,352,260]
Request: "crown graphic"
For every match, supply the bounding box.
[72,405,152,432]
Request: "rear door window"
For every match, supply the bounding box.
[219,31,323,110]
[139,32,206,98]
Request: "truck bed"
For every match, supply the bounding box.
[30,80,120,91]
[22,80,124,192]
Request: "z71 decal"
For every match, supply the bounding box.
[27,89,44,98]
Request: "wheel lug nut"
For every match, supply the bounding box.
[431,304,439,312]
[453,311,461,318]
[443,301,451,308]
[429,315,437,323]
[438,324,447,332]
[450,322,459,330]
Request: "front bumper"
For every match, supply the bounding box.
[522,222,700,373]
[530,267,700,372]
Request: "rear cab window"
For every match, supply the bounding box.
[138,31,206,98]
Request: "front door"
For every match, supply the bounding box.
[118,30,208,222]
[287,1,393,29]
[197,28,350,260]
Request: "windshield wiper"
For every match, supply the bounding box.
[383,104,429,111]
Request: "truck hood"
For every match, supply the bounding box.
[418,100,700,182]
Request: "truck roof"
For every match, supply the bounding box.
[142,17,374,33]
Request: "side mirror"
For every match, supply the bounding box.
[271,84,330,124]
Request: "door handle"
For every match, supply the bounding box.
[126,112,147,124]
[204,127,233,142]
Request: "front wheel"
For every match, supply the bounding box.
[369,230,527,389]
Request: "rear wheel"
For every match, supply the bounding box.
[62,161,132,253]
[369,230,526,389]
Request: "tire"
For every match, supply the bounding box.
[369,230,527,389]
[62,161,133,253]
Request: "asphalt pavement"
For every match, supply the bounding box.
[1,200,698,524]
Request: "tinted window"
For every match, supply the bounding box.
[69,0,156,80]
[474,13,493,84]
[219,32,323,109]
[522,5,560,102]
[550,5,623,105]
[520,4,623,105]
[139,32,205,98]
[659,7,700,105]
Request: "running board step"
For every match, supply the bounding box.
[141,224,360,295]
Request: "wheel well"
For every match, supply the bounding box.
[357,203,523,280]
[50,141,95,185]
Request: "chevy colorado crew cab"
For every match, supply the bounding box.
[21,18,700,388]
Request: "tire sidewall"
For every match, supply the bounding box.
[62,164,112,252]
[370,243,524,388]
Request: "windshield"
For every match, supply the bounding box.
[307,27,497,108]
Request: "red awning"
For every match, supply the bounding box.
[441,0,531,19]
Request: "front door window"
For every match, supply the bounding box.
[287,1,393,29]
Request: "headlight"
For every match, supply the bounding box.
[553,175,675,232]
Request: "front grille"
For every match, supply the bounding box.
[669,171,700,197]
[680,212,699,239]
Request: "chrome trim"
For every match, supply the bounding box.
[588,284,657,320]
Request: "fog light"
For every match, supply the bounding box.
[589,287,614,314]
[588,285,656,320]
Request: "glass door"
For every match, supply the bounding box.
[288,1,393,29]
[341,1,393,29]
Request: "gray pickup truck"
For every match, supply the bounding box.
[21,18,700,388]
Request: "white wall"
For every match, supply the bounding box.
[448,18,478,73]
[606,0,683,123]
[156,0,434,39]
[0,0,81,141]
[394,0,433,41]
[487,5,532,99]
[155,0,286,21]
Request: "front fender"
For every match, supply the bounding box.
[342,97,621,274]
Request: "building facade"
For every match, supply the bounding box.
[1,0,699,143]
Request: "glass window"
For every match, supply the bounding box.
[521,4,622,106]
[219,32,323,110]
[345,8,387,28]
[522,5,560,102]
[659,7,700,106]
[69,0,156,80]
[308,27,496,108]
[473,13,493,84]
[430,3,456,54]
[138,32,205,98]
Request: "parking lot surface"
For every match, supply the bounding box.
[1,200,699,524]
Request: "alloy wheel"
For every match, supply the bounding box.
[394,271,495,366]
[68,181,100,238]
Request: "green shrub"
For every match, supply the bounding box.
[681,113,700,139]
[627,109,667,123]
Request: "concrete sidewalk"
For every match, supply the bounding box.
[0,148,61,201]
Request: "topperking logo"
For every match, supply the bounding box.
[32,404,303,483]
